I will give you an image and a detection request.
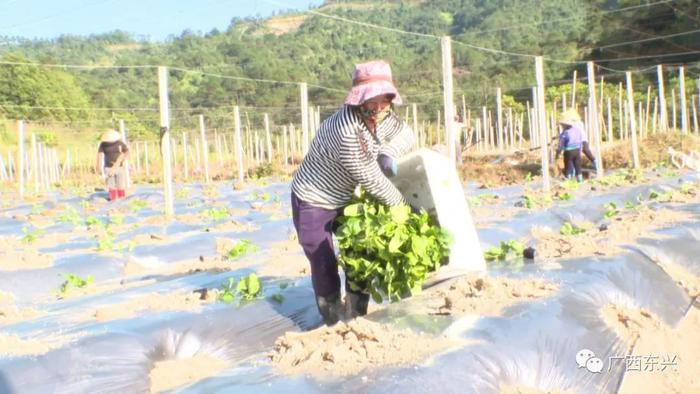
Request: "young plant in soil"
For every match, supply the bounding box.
[335,191,451,303]
[603,202,619,219]
[57,273,94,297]
[129,199,148,212]
[560,222,586,235]
[225,239,258,259]
[202,207,229,221]
[56,207,82,226]
[216,273,263,303]
[21,227,44,243]
[236,273,262,300]
[483,240,525,262]
[217,278,236,304]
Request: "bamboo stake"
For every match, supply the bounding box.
[625,72,640,168]
[300,82,309,155]
[587,61,603,177]
[198,116,209,183]
[496,87,503,151]
[657,65,668,132]
[233,106,245,184]
[671,88,677,131]
[182,132,189,181]
[535,56,550,191]
[18,120,25,197]
[679,66,688,134]
[264,113,272,163]
[158,66,174,217]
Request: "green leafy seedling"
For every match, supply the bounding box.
[236,273,262,300]
[279,282,289,290]
[202,207,229,221]
[525,172,533,182]
[85,216,103,227]
[58,273,94,296]
[56,207,82,225]
[556,192,573,201]
[336,190,451,303]
[680,182,695,194]
[225,239,258,259]
[270,293,284,303]
[217,277,236,304]
[30,203,44,215]
[603,202,619,219]
[21,227,44,244]
[129,199,148,212]
[560,222,586,236]
[80,200,90,210]
[110,214,124,225]
[483,240,524,262]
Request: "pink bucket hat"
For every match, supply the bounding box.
[344,60,402,106]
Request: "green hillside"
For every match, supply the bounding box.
[0,0,698,136]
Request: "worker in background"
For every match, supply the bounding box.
[96,129,129,201]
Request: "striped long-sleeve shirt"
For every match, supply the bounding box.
[291,105,416,209]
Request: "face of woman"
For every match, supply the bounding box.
[360,94,393,121]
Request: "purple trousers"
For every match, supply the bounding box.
[291,192,345,297]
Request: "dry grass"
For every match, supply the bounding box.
[459,132,700,187]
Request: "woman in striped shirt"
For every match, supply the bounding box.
[291,60,416,325]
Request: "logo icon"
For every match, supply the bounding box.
[576,349,603,373]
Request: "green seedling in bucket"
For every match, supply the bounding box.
[336,190,451,303]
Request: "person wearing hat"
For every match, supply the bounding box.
[556,109,585,182]
[96,129,129,201]
[290,59,416,325]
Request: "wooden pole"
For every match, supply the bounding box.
[182,132,189,181]
[496,87,504,151]
[625,72,640,169]
[671,88,677,131]
[441,36,456,164]
[535,57,550,192]
[31,133,38,191]
[571,70,577,108]
[691,95,698,135]
[300,82,309,155]
[586,61,603,177]
[17,120,25,197]
[198,115,210,183]
[412,103,418,146]
[233,105,245,184]
[607,98,613,143]
[144,141,150,178]
[119,119,131,187]
[679,66,688,134]
[657,65,668,132]
[158,66,174,217]
[283,125,289,166]
[264,113,272,163]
